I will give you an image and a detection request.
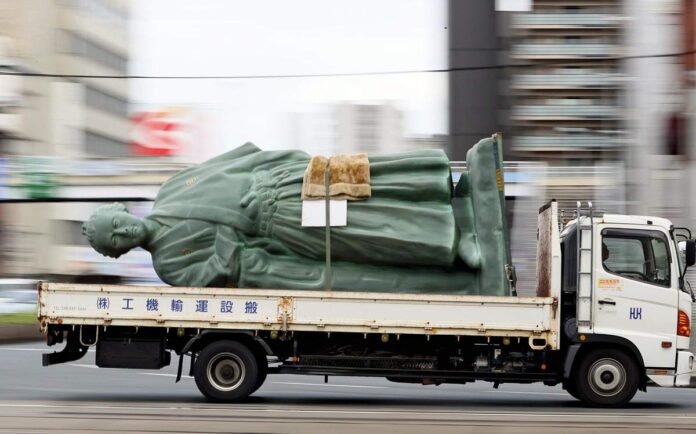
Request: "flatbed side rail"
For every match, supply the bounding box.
[38,282,559,349]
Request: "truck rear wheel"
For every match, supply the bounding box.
[575,349,639,407]
[194,340,258,402]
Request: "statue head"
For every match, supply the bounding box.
[82,203,149,258]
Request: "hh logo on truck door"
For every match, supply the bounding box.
[629,307,642,320]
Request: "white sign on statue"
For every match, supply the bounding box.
[301,200,347,227]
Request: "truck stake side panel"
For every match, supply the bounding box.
[38,282,559,348]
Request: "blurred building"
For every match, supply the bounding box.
[683,0,696,237]
[508,0,626,162]
[291,103,406,155]
[290,109,338,156]
[0,0,132,278]
[335,103,403,154]
[403,134,449,151]
[623,0,684,221]
[447,0,696,301]
[449,0,687,212]
[448,1,502,161]
[448,0,630,163]
[0,35,21,150]
[0,0,130,157]
[448,0,631,293]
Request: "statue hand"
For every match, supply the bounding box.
[240,189,256,208]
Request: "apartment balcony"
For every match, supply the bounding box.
[512,104,621,120]
[512,71,624,89]
[511,43,620,59]
[512,13,623,29]
[513,135,622,151]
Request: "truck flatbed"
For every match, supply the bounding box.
[38,282,559,350]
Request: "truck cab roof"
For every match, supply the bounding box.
[562,214,673,235]
[599,214,673,230]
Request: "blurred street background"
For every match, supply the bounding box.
[0,0,694,343]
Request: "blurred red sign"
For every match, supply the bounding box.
[130,110,189,156]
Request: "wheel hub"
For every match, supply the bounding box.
[207,352,246,392]
[220,365,235,379]
[588,358,626,397]
[600,371,614,384]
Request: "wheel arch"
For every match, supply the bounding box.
[182,330,272,363]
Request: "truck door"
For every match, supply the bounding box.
[593,227,678,369]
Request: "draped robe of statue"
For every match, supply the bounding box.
[141,138,509,295]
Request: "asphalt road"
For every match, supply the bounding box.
[1,342,696,433]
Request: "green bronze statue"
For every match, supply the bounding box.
[82,137,510,295]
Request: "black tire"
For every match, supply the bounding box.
[194,340,259,402]
[565,379,581,401]
[251,354,268,394]
[574,349,639,407]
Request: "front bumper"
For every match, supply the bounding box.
[676,350,695,386]
[647,351,694,387]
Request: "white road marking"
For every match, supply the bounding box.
[0,402,695,420]
[271,381,387,389]
[5,386,99,393]
[68,364,98,369]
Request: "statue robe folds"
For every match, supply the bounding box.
[144,138,509,296]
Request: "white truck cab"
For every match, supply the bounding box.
[561,206,694,396]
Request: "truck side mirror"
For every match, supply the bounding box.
[686,240,696,267]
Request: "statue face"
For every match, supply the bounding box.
[89,210,147,258]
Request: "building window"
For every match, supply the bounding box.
[65,31,127,73]
[85,85,128,117]
[84,130,128,157]
[57,0,128,26]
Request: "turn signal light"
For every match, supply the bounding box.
[678,310,691,337]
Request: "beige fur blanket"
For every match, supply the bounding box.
[301,153,371,200]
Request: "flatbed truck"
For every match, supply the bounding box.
[38,201,696,407]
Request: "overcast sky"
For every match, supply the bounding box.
[129,0,448,158]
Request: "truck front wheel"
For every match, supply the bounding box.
[564,379,580,401]
[194,340,259,402]
[575,348,639,407]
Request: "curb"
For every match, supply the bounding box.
[0,324,43,343]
